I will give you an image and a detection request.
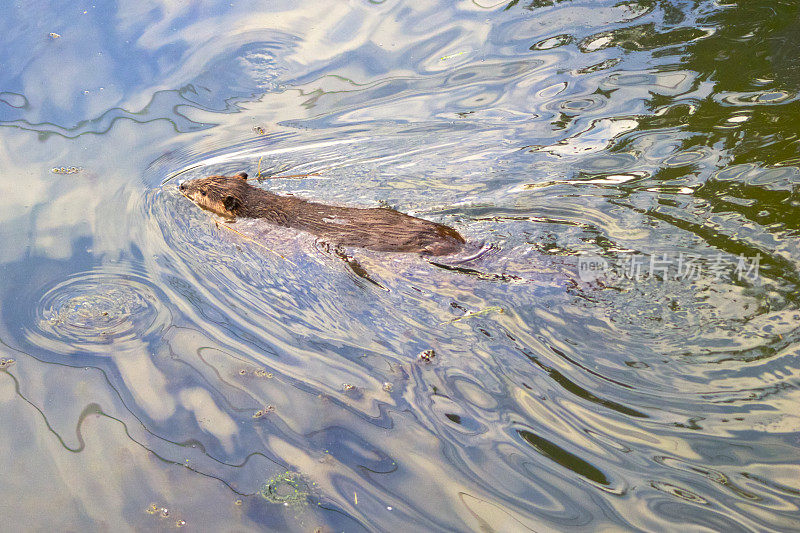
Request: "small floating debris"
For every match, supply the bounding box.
[252,405,275,419]
[450,306,504,323]
[342,383,357,392]
[49,32,61,39]
[440,51,468,61]
[237,368,273,378]
[145,502,186,528]
[234,499,243,506]
[382,382,393,392]
[0,358,15,369]
[51,166,82,175]
[253,126,266,135]
[418,350,436,363]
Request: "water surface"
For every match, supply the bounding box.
[1,1,799,531]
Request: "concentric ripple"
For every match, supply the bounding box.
[27,270,171,355]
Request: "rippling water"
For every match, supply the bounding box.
[1,0,799,531]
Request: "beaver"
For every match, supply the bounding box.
[179,172,465,256]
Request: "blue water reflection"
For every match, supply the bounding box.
[1,0,799,531]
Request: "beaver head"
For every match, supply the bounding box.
[179,172,249,218]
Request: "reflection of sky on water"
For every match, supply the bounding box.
[1,0,800,531]
[0,1,696,134]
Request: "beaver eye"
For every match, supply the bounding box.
[200,190,207,196]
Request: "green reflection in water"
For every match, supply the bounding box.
[637,1,800,166]
[517,429,610,486]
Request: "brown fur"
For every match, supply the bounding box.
[180,172,465,256]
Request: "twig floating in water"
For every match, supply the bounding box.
[248,172,323,181]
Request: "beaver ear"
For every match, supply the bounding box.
[235,172,248,180]
[223,195,241,212]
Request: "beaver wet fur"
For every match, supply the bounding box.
[180,172,465,256]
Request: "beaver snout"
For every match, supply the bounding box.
[179,182,186,191]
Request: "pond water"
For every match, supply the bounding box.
[1,0,799,531]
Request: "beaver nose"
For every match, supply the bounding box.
[179,183,186,191]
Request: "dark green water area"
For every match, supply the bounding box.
[0,1,798,531]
